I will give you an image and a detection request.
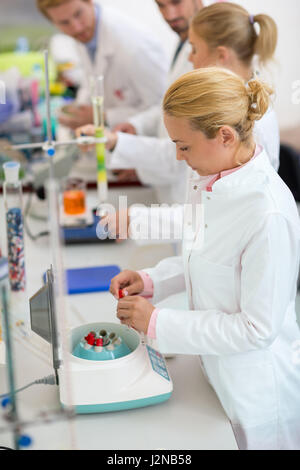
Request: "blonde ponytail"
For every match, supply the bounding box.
[191,2,278,67]
[252,14,278,65]
[163,68,273,144]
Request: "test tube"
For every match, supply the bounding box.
[90,76,108,204]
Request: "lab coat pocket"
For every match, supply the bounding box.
[189,255,238,313]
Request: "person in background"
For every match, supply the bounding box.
[36,0,168,129]
[189,1,279,170]
[110,67,300,450]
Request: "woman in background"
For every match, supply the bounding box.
[189,1,279,170]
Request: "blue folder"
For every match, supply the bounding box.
[44,265,121,295]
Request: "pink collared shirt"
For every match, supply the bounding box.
[141,145,263,339]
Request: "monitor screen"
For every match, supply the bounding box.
[29,267,60,375]
[30,284,52,343]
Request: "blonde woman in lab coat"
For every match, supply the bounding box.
[110,68,300,450]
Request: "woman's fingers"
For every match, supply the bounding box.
[117,300,132,311]
[110,271,133,298]
[74,124,96,151]
[116,297,137,328]
[112,122,137,135]
[116,296,154,334]
[75,124,95,138]
[110,271,143,299]
[121,281,142,296]
[116,303,131,325]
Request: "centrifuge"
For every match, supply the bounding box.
[29,267,173,414]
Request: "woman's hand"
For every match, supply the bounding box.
[112,122,137,135]
[59,104,94,130]
[75,124,95,151]
[117,295,155,334]
[113,169,139,183]
[75,125,118,151]
[99,209,129,242]
[110,270,144,299]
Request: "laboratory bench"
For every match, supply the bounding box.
[0,186,238,450]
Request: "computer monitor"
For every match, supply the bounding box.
[29,266,60,383]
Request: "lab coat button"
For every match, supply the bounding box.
[205,224,208,228]
[193,185,198,190]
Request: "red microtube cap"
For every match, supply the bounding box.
[87,335,95,346]
[119,289,124,299]
[95,338,103,347]
[85,332,95,342]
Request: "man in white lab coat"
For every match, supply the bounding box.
[36,0,168,129]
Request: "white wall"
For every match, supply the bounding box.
[99,0,300,129]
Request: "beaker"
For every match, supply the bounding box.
[63,178,86,216]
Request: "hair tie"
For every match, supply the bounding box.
[249,14,255,25]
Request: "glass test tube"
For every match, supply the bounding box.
[90,76,108,203]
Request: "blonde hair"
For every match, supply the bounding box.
[36,0,89,19]
[191,2,278,67]
[163,67,273,144]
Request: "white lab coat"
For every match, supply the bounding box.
[108,40,193,204]
[142,148,300,450]
[75,4,168,128]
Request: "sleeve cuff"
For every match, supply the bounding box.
[147,308,159,340]
[137,270,154,298]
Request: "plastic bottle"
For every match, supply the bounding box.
[3,162,26,293]
[3,162,30,328]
